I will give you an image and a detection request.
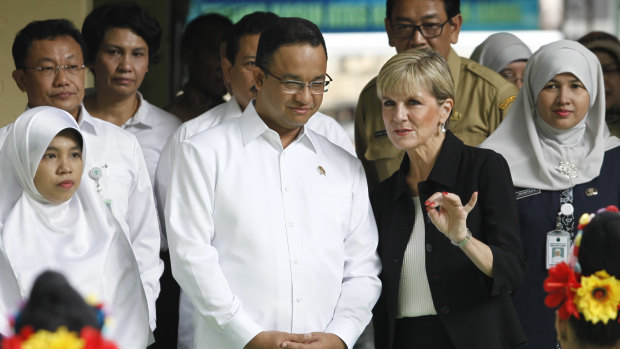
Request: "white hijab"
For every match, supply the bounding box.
[0,107,150,347]
[470,32,532,73]
[480,40,620,190]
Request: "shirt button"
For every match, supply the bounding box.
[284,186,290,191]
[425,243,433,253]
[293,259,299,265]
[296,297,303,303]
[288,221,294,227]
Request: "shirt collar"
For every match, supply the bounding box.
[240,100,317,153]
[124,91,153,129]
[225,95,243,117]
[82,88,151,129]
[76,104,98,135]
[23,103,97,136]
[390,131,463,202]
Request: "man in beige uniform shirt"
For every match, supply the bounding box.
[355,0,518,190]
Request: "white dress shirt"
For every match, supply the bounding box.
[79,107,162,330]
[155,96,243,225]
[0,106,163,330]
[116,92,181,182]
[165,102,381,349]
[155,97,354,245]
[155,97,358,348]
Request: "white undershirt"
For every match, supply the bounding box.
[397,197,437,318]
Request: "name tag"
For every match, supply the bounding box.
[546,230,570,269]
[515,188,541,200]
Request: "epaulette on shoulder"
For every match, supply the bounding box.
[499,95,516,110]
[463,59,512,87]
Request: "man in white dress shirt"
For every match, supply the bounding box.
[159,12,359,348]
[5,19,162,333]
[157,12,278,349]
[165,17,381,349]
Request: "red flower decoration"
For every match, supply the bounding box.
[0,326,118,349]
[1,336,23,349]
[1,326,32,349]
[544,262,581,319]
[606,205,619,212]
[81,327,118,349]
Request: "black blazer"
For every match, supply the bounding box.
[371,131,527,349]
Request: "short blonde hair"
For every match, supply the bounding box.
[377,48,454,106]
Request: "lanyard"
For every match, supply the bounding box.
[555,188,575,239]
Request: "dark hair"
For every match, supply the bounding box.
[578,31,620,64]
[81,1,162,66]
[182,13,232,52]
[255,17,327,70]
[225,11,279,65]
[12,19,85,70]
[569,211,620,346]
[386,0,460,21]
[14,271,101,333]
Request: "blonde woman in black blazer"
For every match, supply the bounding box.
[370,49,527,349]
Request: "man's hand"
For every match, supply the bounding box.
[281,332,347,349]
[245,331,313,349]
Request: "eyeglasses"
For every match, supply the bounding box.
[390,18,451,39]
[261,67,332,95]
[24,64,87,77]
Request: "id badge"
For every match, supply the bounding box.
[546,230,570,269]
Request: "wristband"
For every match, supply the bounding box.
[451,228,472,247]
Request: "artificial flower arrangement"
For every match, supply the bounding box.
[1,299,117,349]
[1,326,117,349]
[544,205,620,325]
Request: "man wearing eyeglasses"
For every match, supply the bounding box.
[355,0,519,190]
[165,17,381,349]
[3,19,162,336]
[158,13,357,348]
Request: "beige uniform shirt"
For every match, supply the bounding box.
[354,47,518,190]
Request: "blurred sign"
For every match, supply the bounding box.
[188,0,539,32]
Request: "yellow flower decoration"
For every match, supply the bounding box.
[579,213,592,226]
[575,270,620,324]
[22,327,85,349]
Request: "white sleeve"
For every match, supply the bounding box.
[165,140,262,348]
[154,128,179,250]
[128,138,164,330]
[325,160,382,348]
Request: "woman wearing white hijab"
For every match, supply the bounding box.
[470,32,532,89]
[0,106,151,347]
[480,40,620,349]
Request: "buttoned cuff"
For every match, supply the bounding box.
[222,309,263,348]
[325,318,360,349]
